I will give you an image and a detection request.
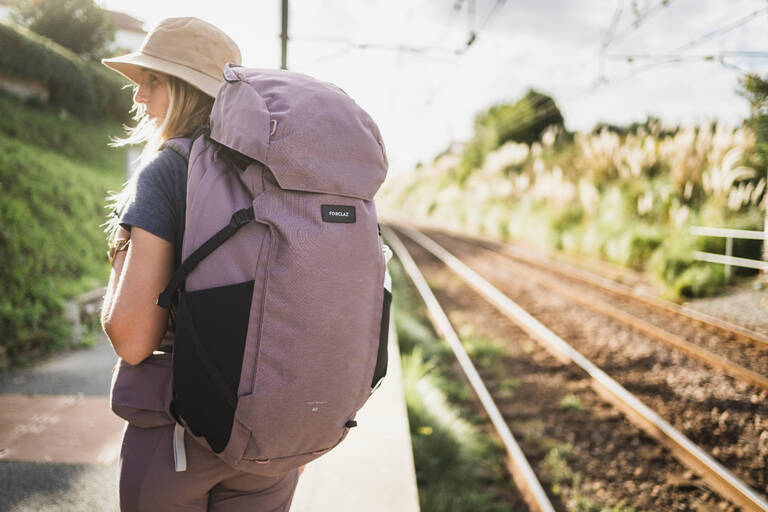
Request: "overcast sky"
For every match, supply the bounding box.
[99,0,768,174]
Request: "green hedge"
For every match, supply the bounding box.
[0,133,123,368]
[0,21,132,120]
[0,92,125,169]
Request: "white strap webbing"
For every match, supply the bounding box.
[382,243,393,293]
[173,423,188,472]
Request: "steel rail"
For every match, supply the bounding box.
[383,226,556,512]
[396,218,768,349]
[495,239,768,349]
[453,242,768,391]
[394,224,768,512]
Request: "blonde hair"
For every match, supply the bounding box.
[104,73,214,241]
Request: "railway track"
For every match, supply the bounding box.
[398,225,768,491]
[384,224,768,512]
[421,225,768,385]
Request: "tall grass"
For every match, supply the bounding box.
[379,122,765,299]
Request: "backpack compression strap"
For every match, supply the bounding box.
[157,207,255,308]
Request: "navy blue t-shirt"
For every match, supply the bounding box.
[119,148,187,270]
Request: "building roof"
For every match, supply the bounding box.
[107,10,145,34]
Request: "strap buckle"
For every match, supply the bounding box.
[230,208,254,228]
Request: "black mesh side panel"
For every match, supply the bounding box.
[371,288,392,388]
[173,280,254,453]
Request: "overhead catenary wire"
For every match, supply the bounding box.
[291,0,765,158]
[559,51,768,114]
[291,35,463,56]
[477,0,508,34]
[466,0,477,46]
[609,51,768,60]
[294,0,510,65]
[461,0,509,51]
[597,0,627,85]
[542,0,670,88]
[578,4,768,98]
[668,6,768,55]
[600,6,768,74]
[426,0,467,50]
[609,0,675,46]
[601,0,626,55]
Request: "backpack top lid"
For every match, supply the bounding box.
[209,64,388,201]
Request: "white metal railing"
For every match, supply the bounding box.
[690,225,768,280]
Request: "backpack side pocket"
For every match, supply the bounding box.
[173,280,254,453]
[371,242,393,389]
[371,287,392,388]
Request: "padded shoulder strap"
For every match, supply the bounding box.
[162,138,191,161]
[160,125,208,162]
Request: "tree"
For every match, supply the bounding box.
[739,73,768,165]
[479,89,564,147]
[11,0,115,61]
[456,89,564,180]
[738,74,768,270]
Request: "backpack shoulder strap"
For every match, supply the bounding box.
[156,124,254,309]
[162,138,191,161]
[160,125,208,162]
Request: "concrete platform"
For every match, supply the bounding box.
[290,314,420,512]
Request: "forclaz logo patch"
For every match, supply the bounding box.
[321,204,356,223]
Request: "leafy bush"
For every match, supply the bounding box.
[672,263,726,298]
[550,203,584,233]
[0,92,125,168]
[0,21,132,120]
[0,133,123,367]
[648,236,695,287]
[603,224,665,270]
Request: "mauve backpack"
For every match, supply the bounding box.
[156,64,392,475]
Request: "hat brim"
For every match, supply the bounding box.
[102,51,224,98]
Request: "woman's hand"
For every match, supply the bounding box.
[101,226,174,365]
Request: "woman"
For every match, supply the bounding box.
[100,17,299,511]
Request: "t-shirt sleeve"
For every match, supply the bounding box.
[119,148,186,245]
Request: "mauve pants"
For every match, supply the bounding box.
[118,424,299,511]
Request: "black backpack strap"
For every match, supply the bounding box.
[157,207,255,308]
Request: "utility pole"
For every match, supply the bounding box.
[280,0,288,70]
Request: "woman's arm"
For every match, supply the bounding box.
[101,226,174,365]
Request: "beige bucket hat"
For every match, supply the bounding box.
[102,17,241,98]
